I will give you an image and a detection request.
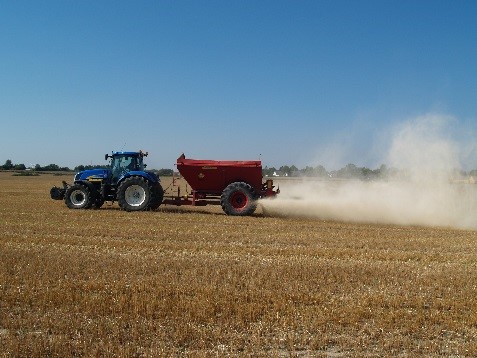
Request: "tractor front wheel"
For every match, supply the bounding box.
[65,184,93,209]
[117,177,151,211]
[221,182,257,216]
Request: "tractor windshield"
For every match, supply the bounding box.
[111,154,144,181]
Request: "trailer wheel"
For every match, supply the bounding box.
[65,184,93,209]
[221,182,257,216]
[117,177,151,211]
[148,183,164,210]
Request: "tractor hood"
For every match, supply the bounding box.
[74,169,111,181]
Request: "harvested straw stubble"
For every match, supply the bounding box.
[1,172,477,356]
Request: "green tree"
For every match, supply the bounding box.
[279,165,291,176]
[301,166,314,176]
[157,168,174,176]
[361,167,373,179]
[43,164,60,171]
[262,166,276,177]
[289,165,299,176]
[336,164,359,178]
[314,165,328,177]
[3,159,13,170]
[14,164,26,170]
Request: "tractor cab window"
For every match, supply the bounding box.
[124,157,137,171]
[111,155,145,182]
[114,156,141,170]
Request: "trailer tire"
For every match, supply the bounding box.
[148,183,164,210]
[117,177,151,212]
[221,182,257,216]
[65,184,93,209]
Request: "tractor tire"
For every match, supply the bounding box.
[148,183,164,210]
[117,177,152,212]
[65,184,93,209]
[220,182,257,216]
[85,187,104,209]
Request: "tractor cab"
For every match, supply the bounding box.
[107,151,147,184]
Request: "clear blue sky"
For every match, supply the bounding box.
[1,1,477,170]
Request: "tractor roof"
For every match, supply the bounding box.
[112,151,140,156]
[111,150,148,157]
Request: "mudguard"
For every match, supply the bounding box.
[117,171,160,185]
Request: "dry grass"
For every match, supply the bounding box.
[1,172,477,357]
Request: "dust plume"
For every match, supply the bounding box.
[261,114,477,229]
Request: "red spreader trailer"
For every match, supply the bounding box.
[162,154,279,216]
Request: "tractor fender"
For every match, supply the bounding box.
[75,180,97,193]
[117,171,159,186]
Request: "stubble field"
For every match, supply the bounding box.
[1,172,477,357]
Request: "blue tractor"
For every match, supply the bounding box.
[50,150,164,211]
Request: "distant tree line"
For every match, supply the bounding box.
[0,159,71,172]
[3,158,477,180]
[263,163,477,180]
[73,164,109,171]
[0,159,175,176]
[262,163,390,179]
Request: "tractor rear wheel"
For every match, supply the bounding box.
[221,182,257,216]
[148,183,164,210]
[65,184,93,209]
[117,177,151,211]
